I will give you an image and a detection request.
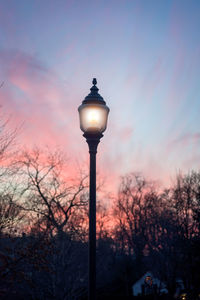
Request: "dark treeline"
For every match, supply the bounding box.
[0,123,200,300]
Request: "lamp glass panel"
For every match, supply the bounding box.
[79,104,109,133]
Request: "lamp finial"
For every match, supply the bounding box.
[92,78,97,86]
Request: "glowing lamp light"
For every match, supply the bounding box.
[78,78,109,134]
[79,104,109,133]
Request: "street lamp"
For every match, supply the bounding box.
[78,78,110,300]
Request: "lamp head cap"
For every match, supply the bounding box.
[82,78,106,105]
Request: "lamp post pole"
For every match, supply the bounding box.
[78,79,109,300]
[84,133,102,300]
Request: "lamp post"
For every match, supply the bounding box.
[78,78,109,300]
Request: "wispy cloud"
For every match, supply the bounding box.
[0,49,74,149]
[168,132,200,150]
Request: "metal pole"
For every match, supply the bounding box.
[84,133,102,300]
[89,147,96,300]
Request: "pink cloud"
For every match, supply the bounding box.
[0,49,77,153]
[167,132,200,151]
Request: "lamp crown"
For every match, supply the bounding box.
[82,78,106,105]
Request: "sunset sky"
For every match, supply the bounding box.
[0,0,200,191]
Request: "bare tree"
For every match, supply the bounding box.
[113,173,160,256]
[0,193,24,236]
[15,148,88,237]
[172,171,200,238]
[0,108,22,235]
[0,147,90,300]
